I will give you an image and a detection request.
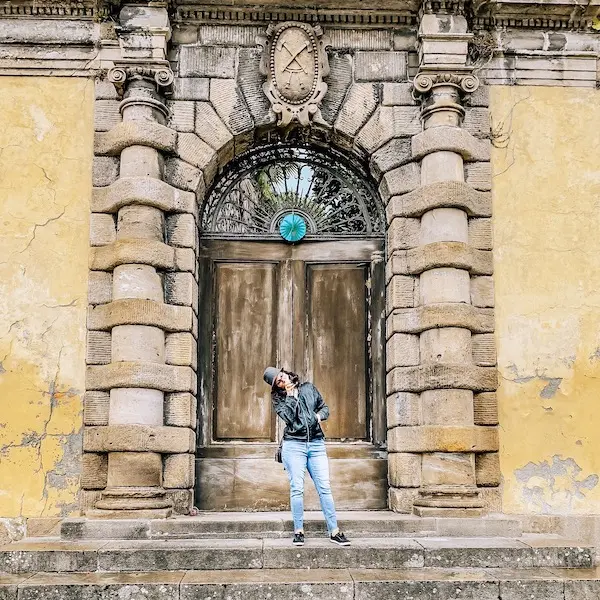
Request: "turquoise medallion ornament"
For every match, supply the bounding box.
[279,213,307,242]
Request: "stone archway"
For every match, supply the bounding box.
[83,8,499,518]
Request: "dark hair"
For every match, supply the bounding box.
[271,369,300,398]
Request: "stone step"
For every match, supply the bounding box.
[0,536,593,574]
[2,567,600,599]
[59,510,523,540]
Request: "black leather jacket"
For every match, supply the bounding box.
[272,382,330,441]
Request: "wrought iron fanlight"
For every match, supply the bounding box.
[201,145,384,240]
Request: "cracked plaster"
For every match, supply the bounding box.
[0,77,93,519]
[491,86,600,514]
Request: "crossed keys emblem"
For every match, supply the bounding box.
[277,39,313,90]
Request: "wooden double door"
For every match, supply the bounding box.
[195,239,388,510]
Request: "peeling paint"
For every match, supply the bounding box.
[515,456,599,514]
[0,77,92,519]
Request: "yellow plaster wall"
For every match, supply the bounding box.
[0,78,93,519]
[491,86,600,514]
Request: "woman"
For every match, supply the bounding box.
[263,366,351,547]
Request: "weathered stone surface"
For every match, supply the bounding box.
[90,240,193,272]
[382,82,415,106]
[422,453,476,487]
[476,452,501,486]
[334,84,378,141]
[166,214,196,248]
[165,333,197,368]
[387,217,420,251]
[165,392,197,429]
[165,273,198,310]
[177,132,218,185]
[387,364,498,393]
[386,275,416,312]
[500,579,565,599]
[88,271,112,305]
[421,390,474,426]
[474,392,498,425]
[387,393,421,427]
[194,102,234,157]
[321,53,353,125]
[111,325,164,364]
[420,327,472,364]
[180,46,236,78]
[83,391,109,426]
[387,243,493,276]
[466,162,491,191]
[93,177,196,215]
[95,122,177,156]
[388,453,422,487]
[388,425,499,453]
[388,487,419,513]
[387,181,492,221]
[164,157,205,198]
[112,264,163,302]
[355,51,407,81]
[355,577,499,600]
[83,425,195,453]
[60,519,151,541]
[472,333,496,366]
[412,126,491,161]
[93,156,119,187]
[386,332,419,370]
[164,453,195,489]
[172,77,210,101]
[420,268,471,304]
[210,79,254,136]
[468,85,490,107]
[86,331,111,365]
[356,106,421,154]
[471,275,495,307]
[166,101,195,132]
[81,453,108,490]
[420,207,468,245]
[95,80,118,100]
[469,217,493,250]
[116,205,163,242]
[0,546,100,575]
[464,107,491,138]
[379,163,421,202]
[387,304,494,335]
[166,489,194,515]
[94,100,121,132]
[90,213,116,247]
[86,362,196,393]
[369,138,412,181]
[328,28,392,50]
[421,151,464,185]
[237,48,274,128]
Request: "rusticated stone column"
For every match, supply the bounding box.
[386,7,498,517]
[84,3,197,518]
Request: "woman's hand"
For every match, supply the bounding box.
[284,381,296,395]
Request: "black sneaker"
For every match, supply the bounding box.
[330,531,351,546]
[292,532,305,546]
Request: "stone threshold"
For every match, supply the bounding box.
[2,567,600,599]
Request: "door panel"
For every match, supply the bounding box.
[306,264,368,441]
[214,263,277,441]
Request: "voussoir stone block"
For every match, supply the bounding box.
[83,391,110,426]
[164,157,205,198]
[90,239,176,271]
[90,213,116,246]
[369,138,412,181]
[388,425,499,453]
[387,392,421,428]
[88,299,193,332]
[412,126,490,161]
[387,243,493,277]
[356,106,421,154]
[334,83,379,140]
[87,362,196,393]
[177,132,218,186]
[320,52,353,125]
[92,177,196,215]
[379,163,421,202]
[476,452,501,486]
[95,122,177,156]
[163,453,195,488]
[166,100,195,132]
[474,392,498,425]
[165,392,197,429]
[388,453,422,487]
[194,102,234,157]
[210,79,254,136]
[387,363,498,393]
[81,453,108,489]
[387,181,491,221]
[84,425,195,453]
[387,304,494,335]
[387,333,420,369]
[173,77,210,101]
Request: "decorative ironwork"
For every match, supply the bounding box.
[201,146,384,240]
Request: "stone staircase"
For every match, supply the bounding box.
[1,511,599,599]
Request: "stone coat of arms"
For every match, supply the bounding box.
[258,22,330,127]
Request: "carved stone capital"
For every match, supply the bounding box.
[258,21,330,127]
[413,71,479,96]
[107,62,174,100]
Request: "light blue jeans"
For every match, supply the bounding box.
[282,439,338,533]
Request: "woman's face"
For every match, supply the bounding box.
[274,371,291,389]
